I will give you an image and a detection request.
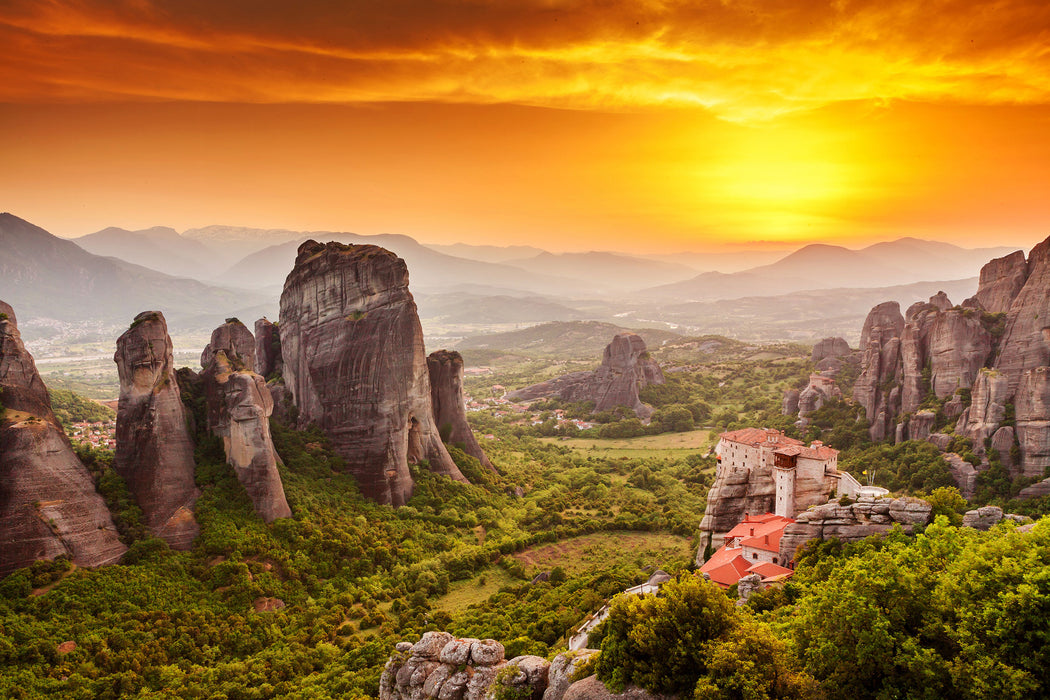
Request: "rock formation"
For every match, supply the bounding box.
[380,633,631,700]
[427,350,494,471]
[781,389,800,416]
[973,250,1028,314]
[811,337,850,365]
[853,301,905,441]
[200,320,292,522]
[1,301,126,575]
[506,333,665,420]
[279,240,467,506]
[114,311,200,549]
[961,505,1029,531]
[1014,366,1050,477]
[380,632,550,700]
[254,318,282,378]
[778,497,932,564]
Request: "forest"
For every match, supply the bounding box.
[1,340,1048,698]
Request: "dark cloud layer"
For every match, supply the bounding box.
[3,0,1050,120]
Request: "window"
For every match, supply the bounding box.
[753,553,758,560]
[773,557,778,564]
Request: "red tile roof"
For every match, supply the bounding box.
[724,513,791,539]
[747,562,795,581]
[699,547,752,588]
[720,428,804,449]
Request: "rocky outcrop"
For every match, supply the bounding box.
[254,318,282,378]
[991,426,1017,475]
[944,453,979,499]
[975,250,1028,315]
[279,241,466,506]
[797,385,825,417]
[427,350,493,471]
[994,239,1050,394]
[544,650,599,700]
[778,497,932,564]
[698,465,777,553]
[561,676,675,700]
[927,310,991,399]
[811,337,850,365]
[200,320,291,522]
[897,409,936,444]
[114,311,199,549]
[781,389,800,416]
[507,333,664,420]
[1,301,126,575]
[962,506,1029,531]
[955,369,1010,450]
[380,633,551,700]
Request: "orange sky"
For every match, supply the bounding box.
[2,0,1049,253]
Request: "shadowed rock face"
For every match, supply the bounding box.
[1,301,126,575]
[853,302,905,441]
[201,321,291,522]
[254,318,282,378]
[427,350,494,471]
[114,311,200,549]
[506,333,664,420]
[279,241,466,506]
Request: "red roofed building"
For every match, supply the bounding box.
[700,512,795,588]
[715,427,860,520]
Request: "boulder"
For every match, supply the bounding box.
[797,386,824,418]
[200,321,292,522]
[962,506,1006,531]
[926,433,953,451]
[544,650,599,700]
[279,241,468,506]
[427,350,494,470]
[508,333,664,420]
[470,639,505,666]
[974,249,1028,314]
[505,656,551,700]
[114,311,200,549]
[944,454,978,500]
[561,676,675,700]
[907,410,936,443]
[736,573,762,603]
[811,337,850,364]
[381,633,517,700]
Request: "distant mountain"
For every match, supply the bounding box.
[454,321,682,358]
[72,226,224,280]
[180,225,305,259]
[641,249,790,273]
[218,232,589,295]
[425,242,547,263]
[416,293,587,325]
[0,213,268,328]
[642,238,1015,301]
[502,251,698,292]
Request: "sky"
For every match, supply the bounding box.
[2,0,1050,254]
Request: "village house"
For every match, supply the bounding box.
[700,512,795,588]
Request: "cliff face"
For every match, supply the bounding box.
[1,301,126,575]
[200,320,292,522]
[853,239,1050,484]
[506,333,664,420]
[279,241,466,506]
[254,318,282,378]
[427,350,494,471]
[114,311,200,549]
[778,497,931,564]
[811,337,850,365]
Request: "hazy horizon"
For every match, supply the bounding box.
[2,1,1049,255]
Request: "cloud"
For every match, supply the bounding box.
[3,0,1050,121]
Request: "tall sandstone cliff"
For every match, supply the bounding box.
[279,241,467,506]
[114,311,200,548]
[427,350,494,471]
[200,320,292,522]
[1,301,126,575]
[856,236,1050,483]
[506,332,664,419]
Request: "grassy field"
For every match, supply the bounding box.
[431,531,693,613]
[538,429,713,458]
